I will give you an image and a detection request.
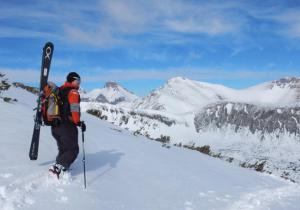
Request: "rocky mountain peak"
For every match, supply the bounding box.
[104,81,119,89]
[167,77,187,85]
[82,81,138,105]
[270,77,300,89]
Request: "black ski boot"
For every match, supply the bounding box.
[49,163,65,179]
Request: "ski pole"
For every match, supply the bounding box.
[81,127,86,189]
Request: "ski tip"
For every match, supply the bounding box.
[44,42,54,48]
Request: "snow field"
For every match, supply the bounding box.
[0,84,300,210]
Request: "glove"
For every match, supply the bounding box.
[78,121,86,132]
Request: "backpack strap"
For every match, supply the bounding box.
[59,87,81,124]
[59,87,73,123]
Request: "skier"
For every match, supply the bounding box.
[49,72,86,178]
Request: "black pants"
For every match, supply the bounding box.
[51,123,79,169]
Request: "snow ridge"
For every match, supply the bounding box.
[135,76,300,114]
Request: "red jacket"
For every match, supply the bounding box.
[61,82,81,124]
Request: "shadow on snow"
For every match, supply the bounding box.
[72,150,124,185]
[39,149,124,185]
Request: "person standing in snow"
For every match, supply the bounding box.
[49,72,86,178]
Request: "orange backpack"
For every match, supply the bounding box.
[41,82,61,126]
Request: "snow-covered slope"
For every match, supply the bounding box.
[135,77,300,114]
[82,101,300,182]
[1,82,300,210]
[82,82,138,106]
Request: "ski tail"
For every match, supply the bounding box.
[29,123,41,160]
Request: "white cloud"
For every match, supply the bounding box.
[162,1,242,35]
[271,9,300,38]
[165,17,237,35]
[101,1,152,33]
[0,68,40,83]
[0,68,65,84]
[63,25,123,48]
[1,0,299,49]
[54,58,74,67]
[0,0,244,47]
[0,26,59,39]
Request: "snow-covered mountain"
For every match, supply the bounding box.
[1,73,300,210]
[134,77,300,114]
[81,76,300,183]
[134,77,231,114]
[239,77,300,106]
[82,82,138,106]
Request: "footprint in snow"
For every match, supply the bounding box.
[199,192,206,197]
[184,201,194,210]
[0,173,13,178]
[198,191,232,203]
[56,196,68,203]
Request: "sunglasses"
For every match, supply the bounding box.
[73,77,81,84]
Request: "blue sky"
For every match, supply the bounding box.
[1,0,300,96]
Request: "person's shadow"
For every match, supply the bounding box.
[40,149,124,185]
[73,149,124,174]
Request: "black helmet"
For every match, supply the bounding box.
[67,72,81,83]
